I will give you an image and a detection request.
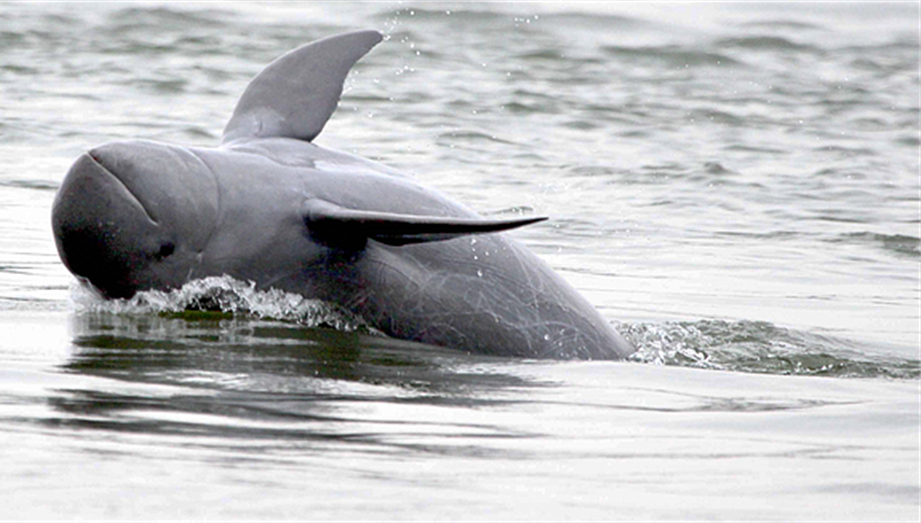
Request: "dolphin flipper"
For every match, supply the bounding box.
[303,199,547,247]
[222,30,383,145]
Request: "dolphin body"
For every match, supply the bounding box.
[52,30,635,359]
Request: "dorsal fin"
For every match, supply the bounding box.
[221,30,383,145]
[303,199,548,248]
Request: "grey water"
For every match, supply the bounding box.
[1,2,918,520]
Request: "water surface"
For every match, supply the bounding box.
[1,2,918,520]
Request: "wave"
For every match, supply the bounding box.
[622,320,919,380]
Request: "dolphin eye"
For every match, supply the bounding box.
[155,241,175,261]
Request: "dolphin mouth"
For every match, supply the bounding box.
[84,152,160,226]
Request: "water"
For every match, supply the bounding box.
[1,2,918,520]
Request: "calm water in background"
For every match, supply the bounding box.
[1,2,919,520]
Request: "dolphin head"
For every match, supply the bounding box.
[52,140,219,298]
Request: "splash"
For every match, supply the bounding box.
[621,319,919,380]
[72,276,374,333]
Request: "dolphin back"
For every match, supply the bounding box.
[221,30,383,145]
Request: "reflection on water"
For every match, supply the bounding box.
[0,309,914,521]
[66,311,544,396]
[53,312,549,454]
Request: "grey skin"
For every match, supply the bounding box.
[52,30,635,359]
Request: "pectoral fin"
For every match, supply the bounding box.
[303,199,547,248]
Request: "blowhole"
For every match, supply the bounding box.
[155,241,175,260]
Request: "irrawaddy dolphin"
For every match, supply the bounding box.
[51,30,635,359]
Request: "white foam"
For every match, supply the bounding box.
[71,276,375,333]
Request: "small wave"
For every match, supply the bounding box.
[1,63,40,75]
[484,206,535,216]
[133,77,189,95]
[894,134,920,147]
[602,45,743,68]
[739,19,826,31]
[107,6,233,32]
[621,319,919,380]
[689,109,747,127]
[0,179,59,191]
[702,162,738,175]
[723,144,788,154]
[378,6,507,23]
[542,12,652,30]
[73,276,374,333]
[437,130,517,145]
[716,35,820,53]
[377,7,649,32]
[827,232,921,259]
[812,144,878,158]
[514,49,603,65]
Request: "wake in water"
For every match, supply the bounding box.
[623,320,919,380]
[72,276,918,380]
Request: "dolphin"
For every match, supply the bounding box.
[51,30,635,360]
